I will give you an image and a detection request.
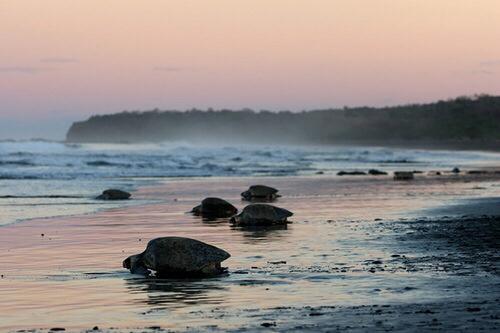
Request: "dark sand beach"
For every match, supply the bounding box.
[1,172,500,332]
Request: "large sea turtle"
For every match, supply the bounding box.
[230,204,293,226]
[241,185,280,201]
[123,237,231,277]
[191,197,238,218]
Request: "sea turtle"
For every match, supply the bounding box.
[230,204,293,226]
[191,197,238,218]
[96,189,131,200]
[241,185,280,201]
[123,237,230,277]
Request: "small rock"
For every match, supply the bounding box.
[468,170,487,175]
[92,326,99,331]
[261,322,276,327]
[49,328,65,332]
[232,270,249,274]
[268,261,286,265]
[466,307,481,312]
[337,171,367,176]
[368,169,388,175]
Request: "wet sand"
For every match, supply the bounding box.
[1,173,500,332]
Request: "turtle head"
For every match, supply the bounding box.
[229,213,242,225]
[123,254,142,269]
[123,253,150,276]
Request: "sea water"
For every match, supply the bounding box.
[1,139,499,226]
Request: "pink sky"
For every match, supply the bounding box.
[1,0,500,138]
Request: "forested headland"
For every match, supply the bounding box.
[66,95,500,149]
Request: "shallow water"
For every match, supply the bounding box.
[2,140,500,225]
[1,175,499,331]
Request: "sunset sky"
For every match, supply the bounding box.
[1,0,500,139]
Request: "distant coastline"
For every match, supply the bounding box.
[66,95,500,150]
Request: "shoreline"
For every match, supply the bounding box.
[4,168,500,228]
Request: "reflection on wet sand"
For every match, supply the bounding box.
[230,224,290,242]
[199,216,231,224]
[241,197,280,203]
[125,277,228,309]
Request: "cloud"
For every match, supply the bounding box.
[40,57,79,64]
[0,66,53,74]
[152,66,184,72]
[450,69,494,77]
[480,60,500,67]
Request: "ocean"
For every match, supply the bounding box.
[1,139,500,226]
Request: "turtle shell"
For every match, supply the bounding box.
[96,189,131,200]
[140,237,230,276]
[231,204,292,226]
[241,185,279,199]
[191,197,238,218]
